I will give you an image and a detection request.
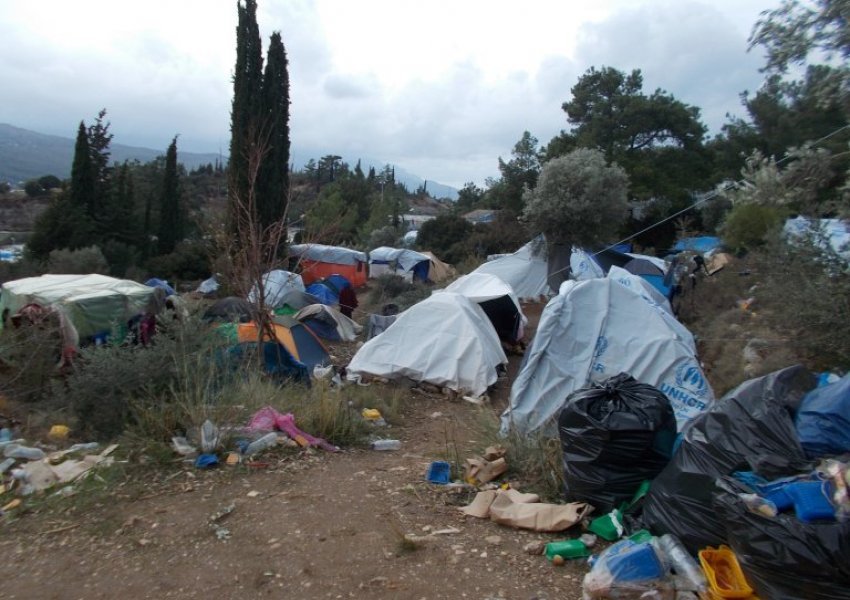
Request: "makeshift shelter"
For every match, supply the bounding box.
[501,276,713,435]
[276,290,322,312]
[294,304,362,342]
[571,247,673,299]
[203,297,254,322]
[347,292,507,396]
[671,236,721,254]
[419,251,455,282]
[305,281,340,306]
[472,238,551,301]
[196,276,220,295]
[443,273,526,342]
[236,316,329,370]
[369,247,431,282]
[289,244,368,286]
[0,274,158,345]
[145,278,176,296]
[247,270,304,308]
[228,341,310,384]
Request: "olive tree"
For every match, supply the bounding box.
[522,148,629,248]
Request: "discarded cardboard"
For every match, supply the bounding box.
[460,488,591,532]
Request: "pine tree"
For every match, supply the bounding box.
[70,122,95,212]
[256,30,290,232]
[158,137,183,254]
[229,0,264,216]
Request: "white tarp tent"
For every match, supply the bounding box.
[501,276,713,435]
[368,247,431,281]
[347,292,507,396]
[248,270,305,308]
[294,304,362,342]
[288,244,367,265]
[443,272,527,340]
[472,239,551,301]
[570,247,605,281]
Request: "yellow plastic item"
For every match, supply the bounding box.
[49,424,70,440]
[699,545,754,598]
[361,408,382,420]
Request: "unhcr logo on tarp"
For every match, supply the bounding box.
[592,336,608,373]
[659,362,711,425]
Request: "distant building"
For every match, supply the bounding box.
[463,209,500,224]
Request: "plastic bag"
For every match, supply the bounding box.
[641,365,816,552]
[714,479,850,600]
[557,373,676,513]
[582,538,675,599]
[796,373,850,458]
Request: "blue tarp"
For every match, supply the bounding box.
[796,373,850,458]
[671,236,721,254]
[145,278,176,296]
[305,282,339,305]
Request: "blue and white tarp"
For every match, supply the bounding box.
[502,276,712,435]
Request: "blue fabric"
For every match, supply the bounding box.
[227,341,310,384]
[323,274,351,292]
[639,273,673,299]
[612,243,633,253]
[145,278,176,296]
[302,318,341,341]
[411,260,430,282]
[796,374,850,458]
[671,236,721,254]
[195,453,219,468]
[305,282,339,305]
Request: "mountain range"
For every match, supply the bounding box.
[0,124,458,200]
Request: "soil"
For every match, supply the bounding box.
[0,301,594,600]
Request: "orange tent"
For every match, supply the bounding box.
[289,244,368,287]
[237,317,329,370]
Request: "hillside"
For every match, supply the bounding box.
[0,124,222,184]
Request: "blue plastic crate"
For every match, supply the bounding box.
[606,541,665,582]
[426,460,451,484]
[785,481,835,523]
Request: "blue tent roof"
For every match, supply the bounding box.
[145,278,176,296]
[671,236,721,254]
[305,282,339,306]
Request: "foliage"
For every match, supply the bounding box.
[464,210,529,258]
[415,214,473,264]
[23,180,47,197]
[367,225,400,249]
[491,131,541,213]
[304,184,360,244]
[366,274,430,311]
[0,316,64,404]
[145,239,210,281]
[523,148,629,247]
[47,245,108,274]
[548,66,710,204]
[157,137,184,254]
[758,230,850,369]
[720,203,785,252]
[699,195,734,234]
[38,174,61,190]
[454,181,485,213]
[256,31,291,232]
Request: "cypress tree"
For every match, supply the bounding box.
[70,122,95,211]
[229,0,264,216]
[256,30,290,232]
[158,137,183,254]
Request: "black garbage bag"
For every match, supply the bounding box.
[714,479,850,600]
[641,365,816,552]
[557,372,677,513]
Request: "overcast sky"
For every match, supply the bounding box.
[0,0,773,188]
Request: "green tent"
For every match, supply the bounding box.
[0,274,157,344]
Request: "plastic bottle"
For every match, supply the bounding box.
[545,539,590,560]
[243,432,279,456]
[658,534,708,594]
[3,444,45,460]
[370,439,401,451]
[68,442,100,453]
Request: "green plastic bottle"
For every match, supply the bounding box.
[545,539,590,560]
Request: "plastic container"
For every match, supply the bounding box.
[200,419,220,453]
[739,493,778,517]
[3,444,45,460]
[785,481,836,522]
[426,461,451,484]
[658,534,708,594]
[628,529,654,543]
[545,539,590,560]
[698,545,753,598]
[243,432,279,456]
[68,442,100,453]
[605,540,665,582]
[371,439,401,451]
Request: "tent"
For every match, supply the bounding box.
[443,273,526,342]
[419,251,455,282]
[276,289,322,312]
[347,292,507,396]
[227,341,310,384]
[203,297,254,322]
[305,281,340,306]
[671,236,722,254]
[247,270,304,308]
[289,244,368,286]
[501,276,713,435]
[294,304,362,342]
[472,238,551,301]
[196,276,220,295]
[0,274,157,344]
[368,247,431,282]
[571,247,673,298]
[145,278,176,296]
[236,316,330,370]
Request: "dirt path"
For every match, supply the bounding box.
[1,302,588,600]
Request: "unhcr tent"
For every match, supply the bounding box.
[368,247,431,282]
[443,273,526,342]
[289,244,368,286]
[571,247,673,299]
[347,292,507,396]
[472,238,550,301]
[0,274,157,344]
[248,270,304,308]
[236,316,329,370]
[502,276,713,435]
[295,304,362,342]
[420,251,455,282]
